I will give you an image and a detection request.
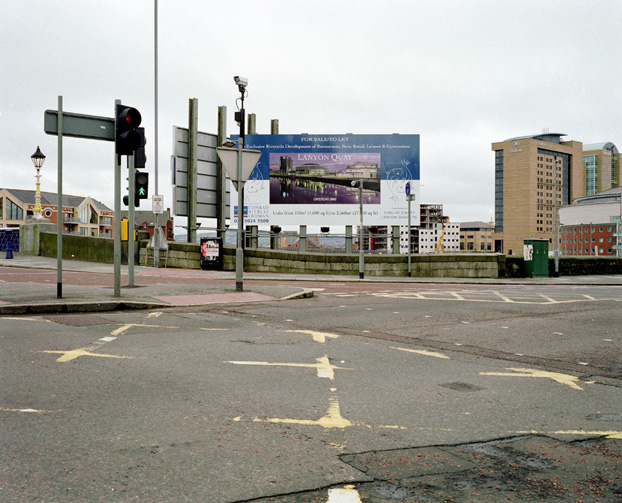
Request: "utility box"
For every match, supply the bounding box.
[523,239,549,278]
[200,237,223,270]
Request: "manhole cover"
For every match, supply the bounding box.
[439,382,484,392]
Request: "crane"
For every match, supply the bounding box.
[435,217,450,253]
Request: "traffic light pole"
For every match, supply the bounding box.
[127,154,135,286]
[113,100,122,297]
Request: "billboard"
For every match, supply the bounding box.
[231,134,420,226]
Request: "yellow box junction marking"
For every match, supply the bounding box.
[284,329,340,343]
[227,356,352,380]
[480,367,585,390]
[372,290,620,305]
[391,346,450,359]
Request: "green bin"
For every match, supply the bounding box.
[523,239,549,278]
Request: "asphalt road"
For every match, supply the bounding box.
[1,280,621,502]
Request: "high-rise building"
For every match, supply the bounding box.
[582,142,620,195]
[491,133,584,255]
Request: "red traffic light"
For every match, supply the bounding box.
[118,107,141,128]
[115,105,142,155]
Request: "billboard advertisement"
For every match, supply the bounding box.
[231,134,420,226]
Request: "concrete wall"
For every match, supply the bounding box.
[139,241,506,278]
[20,221,55,255]
[38,231,144,264]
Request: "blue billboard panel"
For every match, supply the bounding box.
[231,134,420,226]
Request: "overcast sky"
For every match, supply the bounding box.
[2,0,621,230]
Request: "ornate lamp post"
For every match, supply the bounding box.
[31,146,46,219]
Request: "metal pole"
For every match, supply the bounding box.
[128,155,135,286]
[187,98,198,243]
[56,96,63,299]
[114,99,122,297]
[359,180,364,279]
[553,156,559,277]
[408,195,412,277]
[217,106,227,241]
[236,139,244,291]
[153,0,160,268]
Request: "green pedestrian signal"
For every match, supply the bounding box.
[135,171,149,202]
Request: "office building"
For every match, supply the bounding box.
[491,133,584,255]
[583,142,620,195]
[560,186,622,257]
[459,221,493,251]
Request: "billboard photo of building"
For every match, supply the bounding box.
[269,153,381,205]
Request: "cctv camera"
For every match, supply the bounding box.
[234,76,249,87]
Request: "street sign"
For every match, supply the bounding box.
[152,194,164,214]
[216,147,262,190]
[44,110,115,141]
[405,182,411,196]
[172,126,230,218]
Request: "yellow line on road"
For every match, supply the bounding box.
[1,407,53,413]
[110,323,179,336]
[41,349,135,362]
[227,356,352,380]
[391,347,450,359]
[285,329,340,343]
[480,367,584,390]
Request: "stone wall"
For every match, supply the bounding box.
[139,241,506,278]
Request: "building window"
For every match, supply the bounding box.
[6,198,23,220]
[494,150,504,233]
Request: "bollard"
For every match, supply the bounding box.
[5,247,13,259]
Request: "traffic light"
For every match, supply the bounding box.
[135,128,147,169]
[115,104,142,155]
[135,171,149,201]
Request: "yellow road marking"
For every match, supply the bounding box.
[480,367,584,390]
[372,291,620,305]
[227,356,352,380]
[285,329,340,343]
[146,312,162,318]
[199,328,229,331]
[391,346,450,359]
[328,485,362,503]
[493,291,515,303]
[0,317,52,322]
[41,348,135,362]
[110,323,178,336]
[1,407,52,413]
[237,396,353,429]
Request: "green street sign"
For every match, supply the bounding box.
[44,110,115,141]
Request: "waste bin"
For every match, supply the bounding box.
[523,239,549,278]
[200,237,223,270]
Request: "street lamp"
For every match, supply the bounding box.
[31,146,46,219]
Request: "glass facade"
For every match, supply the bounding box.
[494,150,504,233]
[583,154,597,195]
[6,198,23,221]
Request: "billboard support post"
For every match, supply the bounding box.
[235,139,244,291]
[358,180,364,279]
